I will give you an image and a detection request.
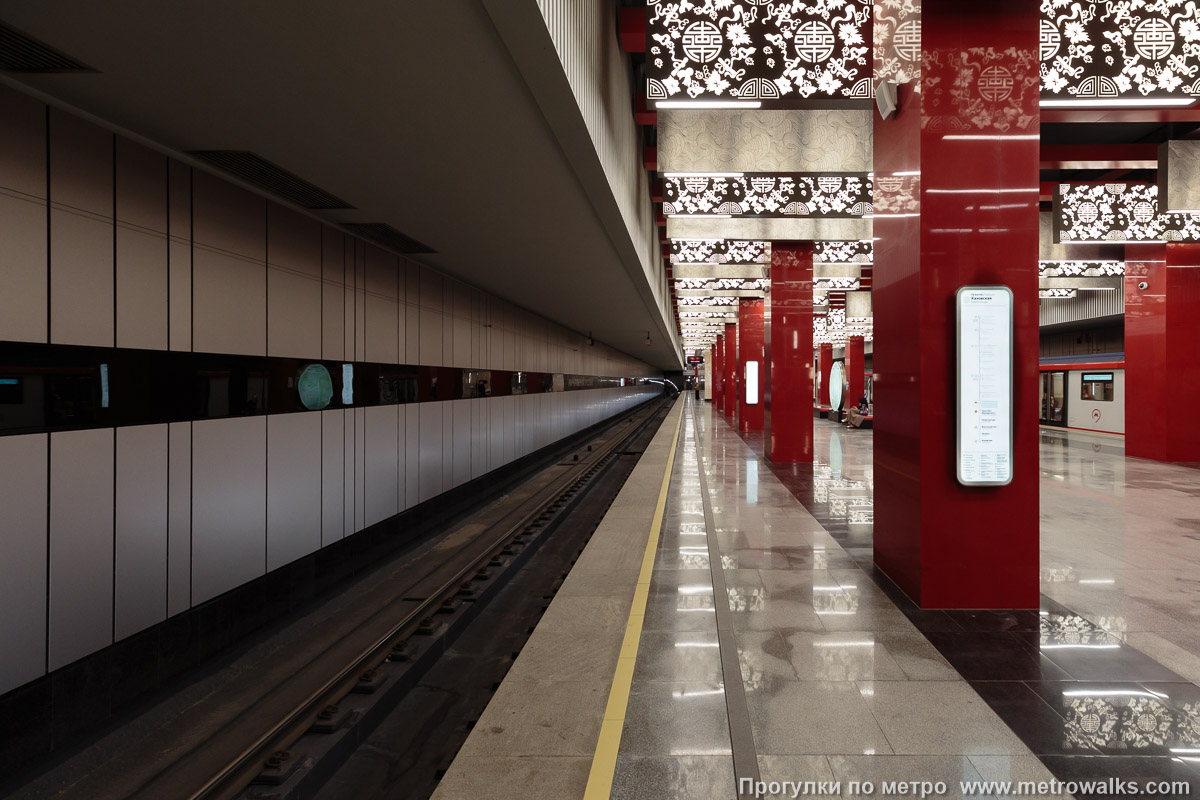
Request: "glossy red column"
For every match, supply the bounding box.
[846,336,865,408]
[738,298,765,431]
[1126,242,1200,461]
[817,343,833,408]
[723,322,738,420]
[872,0,1040,609]
[714,334,725,412]
[766,243,814,461]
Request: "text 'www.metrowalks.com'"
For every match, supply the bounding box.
[740,778,1193,798]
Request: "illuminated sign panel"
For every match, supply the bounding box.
[1041,2,1200,104]
[745,361,760,405]
[664,174,872,218]
[956,287,1013,487]
[646,0,873,107]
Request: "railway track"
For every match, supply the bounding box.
[113,396,673,800]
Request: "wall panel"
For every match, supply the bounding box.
[419,402,443,503]
[191,417,266,604]
[193,248,266,356]
[50,209,114,347]
[321,409,346,545]
[364,405,399,527]
[267,412,322,570]
[0,434,47,694]
[115,424,168,640]
[116,227,169,350]
[49,428,114,671]
[0,192,48,342]
[167,421,191,616]
[167,161,192,352]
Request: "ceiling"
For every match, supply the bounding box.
[0,2,683,369]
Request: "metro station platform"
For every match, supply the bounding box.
[430,395,1200,799]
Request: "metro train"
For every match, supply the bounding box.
[1038,358,1125,435]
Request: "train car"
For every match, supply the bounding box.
[1038,356,1125,435]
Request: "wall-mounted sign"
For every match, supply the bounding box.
[745,361,760,405]
[687,356,704,365]
[646,0,873,107]
[956,287,1013,487]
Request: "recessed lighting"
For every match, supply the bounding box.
[655,100,762,109]
[1041,98,1196,108]
[664,172,745,178]
[668,214,732,219]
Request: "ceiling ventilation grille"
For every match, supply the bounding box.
[0,22,95,72]
[342,223,436,254]
[188,150,355,210]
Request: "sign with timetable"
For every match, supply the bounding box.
[956,287,1013,486]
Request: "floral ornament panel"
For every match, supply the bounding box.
[671,239,770,264]
[676,278,771,291]
[663,173,873,217]
[874,0,922,90]
[922,45,1040,135]
[646,0,873,105]
[678,295,740,305]
[1163,212,1200,241]
[1041,1,1200,102]
[1053,183,1166,242]
[1039,260,1125,277]
[814,239,873,263]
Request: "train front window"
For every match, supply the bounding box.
[1081,373,1114,402]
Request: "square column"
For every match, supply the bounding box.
[872,0,1040,609]
[846,335,866,409]
[1126,242,1200,461]
[723,322,738,420]
[737,299,765,432]
[766,243,815,462]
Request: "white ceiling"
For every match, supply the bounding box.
[0,1,682,368]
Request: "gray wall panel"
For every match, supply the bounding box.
[114,424,168,640]
[267,412,322,570]
[354,406,366,532]
[193,248,266,356]
[418,402,443,503]
[167,422,191,616]
[50,209,114,346]
[268,204,321,277]
[321,409,345,545]
[191,417,266,605]
[268,266,322,359]
[365,405,399,527]
[192,170,264,260]
[168,161,192,352]
[452,399,471,488]
[322,227,346,361]
[0,84,46,198]
[365,293,399,364]
[49,428,114,671]
[48,109,112,217]
[441,400,454,491]
[116,226,169,350]
[404,405,420,510]
[0,192,48,342]
[115,138,167,233]
[0,434,48,694]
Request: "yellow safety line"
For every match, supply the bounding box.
[582,403,684,800]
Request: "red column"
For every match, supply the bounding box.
[714,335,724,412]
[723,322,738,420]
[1126,242,1200,461]
[846,335,865,409]
[766,243,815,461]
[817,343,833,409]
[738,298,765,431]
[872,0,1040,609]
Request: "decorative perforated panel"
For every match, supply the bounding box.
[646,0,873,106]
[670,239,770,264]
[664,174,872,218]
[814,240,873,263]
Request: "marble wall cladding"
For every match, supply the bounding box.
[667,216,873,242]
[1158,140,1200,213]
[658,110,873,173]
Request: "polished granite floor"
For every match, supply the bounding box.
[735,414,1200,796]
[612,398,1071,799]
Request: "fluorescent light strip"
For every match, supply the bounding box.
[1077,287,1116,291]
[942,134,1041,140]
[1039,643,1121,650]
[1041,98,1196,108]
[656,100,762,109]
[668,214,732,219]
[664,172,745,178]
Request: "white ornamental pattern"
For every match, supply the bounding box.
[671,239,770,264]
[1038,261,1125,277]
[1040,1,1200,102]
[814,239,873,264]
[663,174,872,218]
[1055,183,1200,242]
[676,278,770,291]
[646,0,873,105]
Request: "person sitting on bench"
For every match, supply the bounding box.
[846,396,871,428]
